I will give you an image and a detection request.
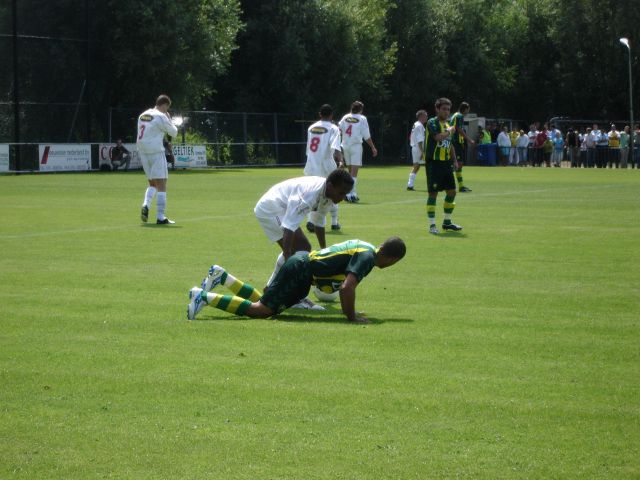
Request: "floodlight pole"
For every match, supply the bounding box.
[620,38,634,161]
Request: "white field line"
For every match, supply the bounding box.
[0,184,618,239]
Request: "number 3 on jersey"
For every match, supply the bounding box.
[345,125,352,137]
[309,136,320,152]
[137,125,146,140]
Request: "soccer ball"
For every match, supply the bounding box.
[312,285,339,302]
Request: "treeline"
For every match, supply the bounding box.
[1,0,638,142]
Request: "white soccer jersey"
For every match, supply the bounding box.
[304,120,341,177]
[410,121,426,147]
[339,113,371,147]
[136,108,178,154]
[254,176,334,231]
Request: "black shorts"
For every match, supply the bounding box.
[453,142,466,164]
[260,252,312,313]
[426,160,456,193]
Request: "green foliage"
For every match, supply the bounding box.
[1,167,639,478]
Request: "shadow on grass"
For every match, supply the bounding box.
[195,305,413,325]
[437,231,467,239]
[140,223,183,229]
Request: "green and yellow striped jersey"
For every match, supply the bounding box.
[450,112,465,144]
[425,117,453,162]
[308,239,377,285]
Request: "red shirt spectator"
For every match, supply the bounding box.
[534,130,547,148]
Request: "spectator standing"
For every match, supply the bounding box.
[489,122,500,143]
[533,127,548,167]
[527,124,537,166]
[607,124,620,168]
[585,127,597,168]
[619,126,630,169]
[516,129,529,165]
[552,131,564,167]
[497,125,511,166]
[542,136,553,167]
[565,127,580,168]
[508,127,519,165]
[478,125,491,144]
[594,124,609,168]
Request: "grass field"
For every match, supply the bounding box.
[0,166,638,479]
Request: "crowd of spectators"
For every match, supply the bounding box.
[477,121,640,168]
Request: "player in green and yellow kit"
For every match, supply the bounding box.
[425,97,462,234]
[450,101,474,192]
[187,237,406,324]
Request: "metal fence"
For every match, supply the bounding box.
[108,108,410,168]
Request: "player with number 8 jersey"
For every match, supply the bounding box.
[304,104,344,232]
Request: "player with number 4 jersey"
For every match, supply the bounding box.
[338,101,377,203]
[304,104,344,232]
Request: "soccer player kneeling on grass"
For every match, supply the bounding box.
[187,237,406,324]
[425,97,462,235]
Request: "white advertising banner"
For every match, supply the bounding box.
[39,144,91,172]
[173,145,207,168]
[98,143,142,170]
[0,144,9,172]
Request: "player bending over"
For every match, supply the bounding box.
[187,237,406,324]
[255,169,353,309]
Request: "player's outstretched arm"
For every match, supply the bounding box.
[340,273,370,324]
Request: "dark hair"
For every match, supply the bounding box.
[156,94,171,107]
[435,97,452,110]
[416,109,427,119]
[319,104,333,118]
[379,236,406,260]
[459,102,470,113]
[351,101,364,114]
[327,169,354,189]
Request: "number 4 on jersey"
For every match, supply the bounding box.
[345,125,352,137]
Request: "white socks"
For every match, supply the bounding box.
[408,172,416,188]
[351,177,358,195]
[156,192,167,220]
[330,204,339,226]
[143,187,156,207]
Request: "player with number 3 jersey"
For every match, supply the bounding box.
[136,94,179,225]
[338,101,377,203]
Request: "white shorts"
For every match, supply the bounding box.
[256,214,285,242]
[139,151,168,180]
[342,143,363,167]
[411,146,425,165]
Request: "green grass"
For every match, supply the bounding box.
[0,166,638,479]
